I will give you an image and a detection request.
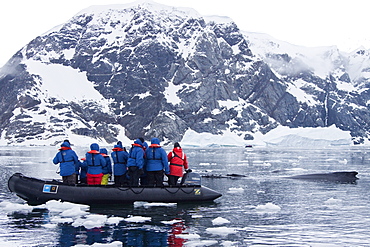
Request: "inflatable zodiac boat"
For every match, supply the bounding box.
[8,173,222,206]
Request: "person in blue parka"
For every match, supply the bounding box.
[100,148,112,185]
[127,138,145,186]
[85,143,106,185]
[53,140,81,185]
[139,141,149,186]
[145,137,169,187]
[76,157,88,184]
[111,143,129,186]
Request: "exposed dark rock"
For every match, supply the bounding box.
[0,3,369,145]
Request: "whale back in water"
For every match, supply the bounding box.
[288,171,359,183]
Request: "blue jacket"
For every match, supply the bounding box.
[77,159,87,179]
[53,141,80,176]
[100,148,112,175]
[85,143,106,175]
[127,139,145,169]
[145,138,169,173]
[111,144,129,176]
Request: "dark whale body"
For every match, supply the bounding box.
[287,171,359,183]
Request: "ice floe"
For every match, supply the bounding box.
[255,202,281,213]
[161,219,183,225]
[134,201,177,208]
[0,201,34,213]
[123,215,151,223]
[0,200,147,229]
[227,187,245,194]
[74,241,123,247]
[206,226,238,236]
[212,217,230,225]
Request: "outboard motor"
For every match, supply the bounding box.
[180,170,201,186]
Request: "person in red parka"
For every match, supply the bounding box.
[167,142,188,186]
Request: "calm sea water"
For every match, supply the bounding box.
[1,146,370,246]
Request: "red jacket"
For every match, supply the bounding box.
[167,147,188,177]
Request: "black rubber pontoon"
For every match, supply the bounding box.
[8,173,222,206]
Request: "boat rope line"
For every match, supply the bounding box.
[164,187,195,194]
[163,187,181,194]
[116,187,131,192]
[116,187,147,194]
[129,187,145,194]
[16,173,197,196]
[115,186,197,195]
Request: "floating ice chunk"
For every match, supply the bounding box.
[227,187,244,194]
[161,219,183,225]
[221,240,239,246]
[72,214,108,229]
[255,202,281,213]
[326,158,348,164]
[199,162,210,166]
[74,241,123,247]
[60,207,89,218]
[50,216,74,224]
[134,201,177,208]
[212,217,230,225]
[185,240,218,246]
[143,202,177,208]
[45,200,90,213]
[324,198,343,205]
[0,201,34,213]
[42,223,57,229]
[253,161,272,167]
[175,233,201,239]
[124,216,151,223]
[20,161,36,165]
[290,168,307,172]
[205,226,238,236]
[106,216,124,225]
[191,214,203,218]
[133,201,147,207]
[339,159,348,164]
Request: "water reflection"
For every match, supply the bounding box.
[5,207,191,246]
[61,223,185,247]
[167,220,187,246]
[2,146,370,246]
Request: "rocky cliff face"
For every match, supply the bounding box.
[0,2,369,145]
[245,32,370,144]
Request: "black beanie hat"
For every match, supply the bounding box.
[174,142,181,148]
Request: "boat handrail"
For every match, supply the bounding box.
[163,187,197,194]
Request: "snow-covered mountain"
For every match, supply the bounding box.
[0,1,369,146]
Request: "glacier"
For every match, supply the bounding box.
[181,125,352,147]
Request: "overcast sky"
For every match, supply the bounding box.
[0,0,369,67]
